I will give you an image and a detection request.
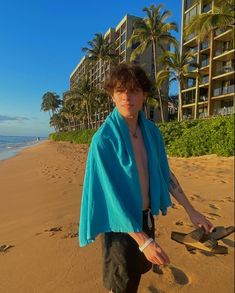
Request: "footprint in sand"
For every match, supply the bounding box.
[174,220,184,226]
[225,196,234,203]
[219,179,228,184]
[153,265,190,286]
[171,203,179,209]
[61,232,78,239]
[190,194,202,201]
[205,212,221,220]
[207,212,221,217]
[44,226,63,237]
[0,244,14,253]
[209,204,220,210]
[147,286,165,293]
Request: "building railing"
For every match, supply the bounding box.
[201,40,210,50]
[198,112,208,118]
[201,75,209,84]
[201,58,210,67]
[215,66,235,75]
[182,97,196,105]
[185,0,199,11]
[213,106,234,116]
[182,113,193,120]
[213,84,235,96]
[199,95,208,102]
[214,28,227,37]
[214,45,234,57]
[186,46,198,55]
[184,32,196,43]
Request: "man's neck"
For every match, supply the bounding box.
[123,113,139,132]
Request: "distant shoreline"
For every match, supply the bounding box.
[0,139,48,162]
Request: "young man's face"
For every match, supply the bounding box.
[111,86,147,118]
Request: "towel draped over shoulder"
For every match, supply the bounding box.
[79,107,172,247]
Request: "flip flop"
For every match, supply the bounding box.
[171,231,228,254]
[185,243,228,254]
[209,226,235,240]
[186,226,234,252]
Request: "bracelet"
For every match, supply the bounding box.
[139,238,154,252]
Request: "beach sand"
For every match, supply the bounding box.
[0,140,234,293]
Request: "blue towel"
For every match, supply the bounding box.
[78,107,172,247]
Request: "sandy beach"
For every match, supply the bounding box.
[0,140,234,293]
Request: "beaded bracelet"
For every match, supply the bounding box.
[139,238,154,252]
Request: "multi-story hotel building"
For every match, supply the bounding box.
[181,0,235,120]
[69,14,169,122]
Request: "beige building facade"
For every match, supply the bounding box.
[181,0,235,120]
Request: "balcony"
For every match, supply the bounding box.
[213,85,235,97]
[202,3,212,13]
[199,95,208,102]
[213,106,234,116]
[214,28,227,37]
[201,58,210,67]
[198,112,208,118]
[201,40,210,50]
[182,92,196,105]
[201,75,209,84]
[186,46,198,55]
[184,32,197,43]
[214,45,234,57]
[185,0,199,11]
[215,65,235,76]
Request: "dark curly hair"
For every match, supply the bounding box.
[103,63,152,96]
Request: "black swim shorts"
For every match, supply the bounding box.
[102,209,155,293]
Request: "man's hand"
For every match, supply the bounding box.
[143,241,170,265]
[128,231,170,265]
[187,208,213,234]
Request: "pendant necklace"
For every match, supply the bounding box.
[128,125,138,139]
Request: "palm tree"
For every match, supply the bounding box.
[155,70,170,122]
[50,112,67,132]
[127,4,178,122]
[82,33,119,112]
[159,46,199,121]
[41,92,61,118]
[185,0,235,41]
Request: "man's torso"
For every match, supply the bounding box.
[130,126,150,210]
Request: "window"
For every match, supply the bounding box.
[120,41,126,52]
[185,5,199,26]
[121,32,126,43]
[185,0,198,11]
[188,78,196,87]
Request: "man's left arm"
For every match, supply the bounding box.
[169,169,213,233]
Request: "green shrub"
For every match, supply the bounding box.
[49,114,234,157]
[49,129,96,144]
[159,114,234,157]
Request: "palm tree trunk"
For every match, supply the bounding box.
[152,40,165,123]
[157,88,165,123]
[85,101,90,129]
[178,82,183,122]
[89,102,93,129]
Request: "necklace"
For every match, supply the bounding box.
[128,125,138,139]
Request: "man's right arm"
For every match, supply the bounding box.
[128,231,170,265]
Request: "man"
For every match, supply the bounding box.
[79,63,213,293]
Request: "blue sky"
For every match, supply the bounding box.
[0,0,181,137]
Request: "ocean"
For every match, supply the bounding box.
[0,135,47,161]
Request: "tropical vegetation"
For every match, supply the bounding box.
[49,114,234,157]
